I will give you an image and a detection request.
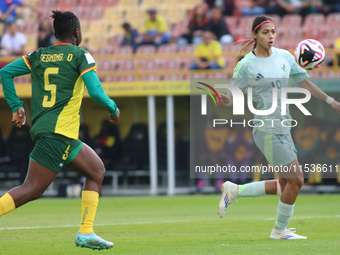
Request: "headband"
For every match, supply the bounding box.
[253,20,274,32]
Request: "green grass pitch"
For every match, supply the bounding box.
[0,194,339,254]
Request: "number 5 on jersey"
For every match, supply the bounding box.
[43,67,59,108]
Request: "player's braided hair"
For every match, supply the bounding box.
[51,10,80,40]
[239,15,275,55]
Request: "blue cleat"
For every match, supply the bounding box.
[75,232,114,250]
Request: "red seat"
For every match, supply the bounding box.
[96,60,113,71]
[158,58,180,70]
[136,45,157,54]
[157,44,177,54]
[94,48,110,55]
[79,0,100,7]
[78,8,103,20]
[279,28,303,42]
[232,26,252,39]
[120,75,136,81]
[224,16,239,31]
[224,57,236,69]
[58,0,78,11]
[108,34,124,46]
[326,28,340,42]
[117,46,133,55]
[303,27,325,42]
[266,15,281,26]
[140,59,157,71]
[101,0,118,7]
[224,43,243,53]
[178,44,195,53]
[117,60,136,72]
[177,58,194,70]
[238,16,256,29]
[140,75,161,81]
[304,14,325,28]
[162,74,185,80]
[281,14,302,29]
[326,13,340,28]
[38,0,59,8]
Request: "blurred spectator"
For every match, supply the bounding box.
[240,0,266,16]
[138,8,170,48]
[327,37,340,66]
[323,0,340,14]
[0,22,26,56]
[241,0,311,17]
[0,0,22,25]
[190,31,225,70]
[223,0,235,16]
[38,19,56,48]
[207,7,233,45]
[177,5,210,48]
[120,22,138,52]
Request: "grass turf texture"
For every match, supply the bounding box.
[0,195,339,254]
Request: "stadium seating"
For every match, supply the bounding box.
[3,0,340,82]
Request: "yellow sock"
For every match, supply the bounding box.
[79,190,99,234]
[0,193,16,217]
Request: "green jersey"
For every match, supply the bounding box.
[23,43,97,140]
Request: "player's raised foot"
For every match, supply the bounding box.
[218,181,238,218]
[270,228,307,240]
[75,232,114,250]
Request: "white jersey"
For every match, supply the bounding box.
[227,47,309,134]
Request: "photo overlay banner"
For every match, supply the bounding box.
[190,78,340,180]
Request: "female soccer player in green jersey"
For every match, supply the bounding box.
[217,15,340,240]
[0,11,119,250]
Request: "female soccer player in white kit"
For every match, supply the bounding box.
[218,15,340,239]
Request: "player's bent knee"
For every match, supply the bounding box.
[287,177,304,189]
[90,163,106,183]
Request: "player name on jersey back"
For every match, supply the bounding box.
[40,53,65,62]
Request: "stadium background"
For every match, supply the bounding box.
[0,0,340,196]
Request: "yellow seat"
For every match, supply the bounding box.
[118,0,139,7]
[89,20,110,35]
[87,35,109,52]
[164,6,187,24]
[25,35,38,54]
[103,7,124,20]
[141,0,164,8]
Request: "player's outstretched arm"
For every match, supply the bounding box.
[217,92,233,106]
[0,58,31,127]
[298,79,340,113]
[82,70,120,122]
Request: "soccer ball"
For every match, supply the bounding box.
[294,39,325,70]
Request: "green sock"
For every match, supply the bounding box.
[274,200,294,230]
[238,181,266,197]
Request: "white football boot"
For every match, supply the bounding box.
[270,228,307,240]
[218,181,238,218]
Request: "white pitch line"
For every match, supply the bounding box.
[0,220,191,231]
[265,215,340,220]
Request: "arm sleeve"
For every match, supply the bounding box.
[213,43,222,56]
[158,17,168,32]
[82,70,118,115]
[227,60,248,95]
[0,58,31,113]
[287,51,309,83]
